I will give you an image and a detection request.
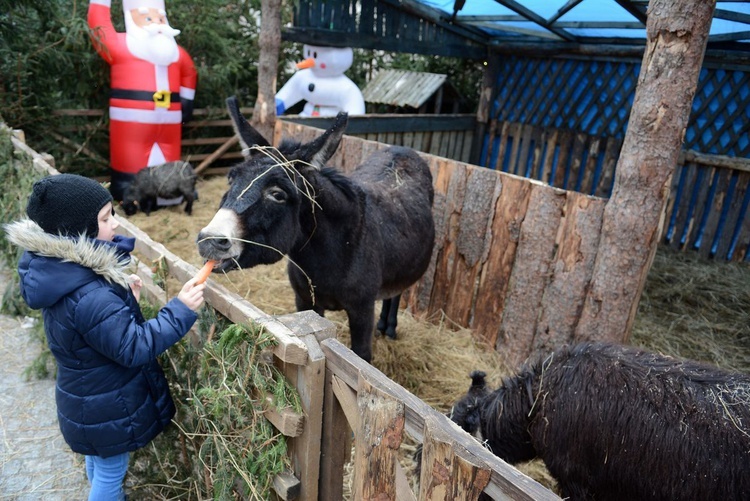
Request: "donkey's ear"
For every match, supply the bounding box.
[293,112,348,169]
[226,96,270,156]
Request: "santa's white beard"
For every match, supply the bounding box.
[125,14,180,66]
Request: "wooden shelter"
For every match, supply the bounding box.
[362,69,465,113]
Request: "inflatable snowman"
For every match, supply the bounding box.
[275,45,365,117]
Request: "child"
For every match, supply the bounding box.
[3,174,205,500]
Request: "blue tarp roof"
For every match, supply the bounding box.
[415,0,750,46]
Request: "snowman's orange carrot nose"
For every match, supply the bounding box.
[296,58,315,70]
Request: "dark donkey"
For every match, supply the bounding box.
[196,97,435,362]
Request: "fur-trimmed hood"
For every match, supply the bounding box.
[4,219,135,308]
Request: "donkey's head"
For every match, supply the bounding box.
[196,96,348,272]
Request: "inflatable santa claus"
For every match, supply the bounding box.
[88,0,197,200]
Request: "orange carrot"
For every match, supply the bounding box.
[195,260,217,284]
[296,58,315,70]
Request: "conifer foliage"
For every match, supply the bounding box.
[0,0,266,174]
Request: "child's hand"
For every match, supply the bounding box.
[129,274,143,302]
[178,278,205,312]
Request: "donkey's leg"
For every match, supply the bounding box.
[377,295,400,340]
[377,298,392,335]
[143,196,157,216]
[347,302,376,363]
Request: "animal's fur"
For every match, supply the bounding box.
[196,97,435,362]
[451,342,750,501]
[122,161,197,216]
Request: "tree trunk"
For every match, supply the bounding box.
[252,0,282,140]
[575,0,716,343]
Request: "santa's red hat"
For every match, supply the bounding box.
[123,0,166,12]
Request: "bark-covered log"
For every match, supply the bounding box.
[576,0,716,343]
[252,0,282,140]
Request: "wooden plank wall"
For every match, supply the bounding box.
[664,152,750,261]
[483,119,750,262]
[356,126,472,163]
[280,114,476,164]
[277,121,607,366]
[481,119,622,198]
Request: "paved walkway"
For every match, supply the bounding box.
[0,272,89,500]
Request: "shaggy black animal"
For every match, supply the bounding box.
[122,161,197,216]
[413,369,493,500]
[196,97,435,362]
[452,343,750,501]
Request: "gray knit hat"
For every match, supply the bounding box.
[26,174,113,238]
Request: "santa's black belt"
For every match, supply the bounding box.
[110,89,180,105]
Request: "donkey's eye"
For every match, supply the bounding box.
[266,188,287,203]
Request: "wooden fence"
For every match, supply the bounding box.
[51,110,475,176]
[51,108,750,261]
[10,126,559,501]
[282,114,475,164]
[278,120,609,366]
[52,108,248,175]
[665,150,750,261]
[481,119,750,261]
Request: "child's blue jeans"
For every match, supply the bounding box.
[85,451,129,501]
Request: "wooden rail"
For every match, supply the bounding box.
[319,338,559,500]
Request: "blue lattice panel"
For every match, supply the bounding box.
[480,121,622,198]
[482,56,750,261]
[665,161,750,261]
[688,69,750,157]
[486,56,749,159]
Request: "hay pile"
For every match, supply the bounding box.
[129,174,750,386]
[127,175,514,410]
[125,173,750,496]
[632,249,750,372]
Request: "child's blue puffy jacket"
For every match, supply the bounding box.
[4,219,197,458]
